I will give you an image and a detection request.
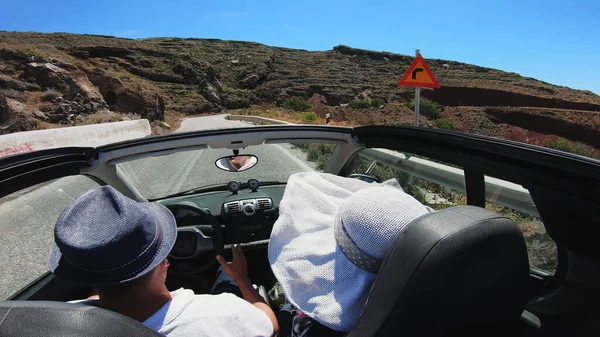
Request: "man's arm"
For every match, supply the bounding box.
[217,245,279,336]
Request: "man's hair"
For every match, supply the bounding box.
[97,267,157,294]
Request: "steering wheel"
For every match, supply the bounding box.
[167,201,224,275]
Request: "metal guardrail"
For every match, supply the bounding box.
[227,115,294,125]
[359,148,540,217]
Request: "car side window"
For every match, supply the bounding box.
[341,148,467,210]
[341,148,557,273]
[484,175,557,272]
[0,175,101,300]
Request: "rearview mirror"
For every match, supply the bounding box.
[215,155,258,172]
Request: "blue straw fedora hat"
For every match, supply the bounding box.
[49,186,177,286]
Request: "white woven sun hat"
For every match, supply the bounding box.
[268,171,430,331]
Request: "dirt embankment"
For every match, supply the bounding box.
[1,31,600,157]
[486,108,600,146]
[422,87,600,111]
[435,106,600,158]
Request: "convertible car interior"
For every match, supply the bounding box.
[0,125,599,337]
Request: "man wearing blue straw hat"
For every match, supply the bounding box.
[49,185,278,337]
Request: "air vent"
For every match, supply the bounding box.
[224,201,241,214]
[256,198,273,210]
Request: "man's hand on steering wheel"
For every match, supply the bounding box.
[217,245,280,334]
[217,244,248,282]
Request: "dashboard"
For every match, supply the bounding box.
[158,179,284,245]
[172,208,204,226]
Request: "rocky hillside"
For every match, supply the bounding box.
[1,32,599,156]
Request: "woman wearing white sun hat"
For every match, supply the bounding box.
[268,171,431,336]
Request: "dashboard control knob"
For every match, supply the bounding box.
[243,203,256,216]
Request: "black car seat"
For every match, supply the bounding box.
[0,300,163,337]
[348,205,531,337]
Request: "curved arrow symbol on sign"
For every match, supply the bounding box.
[412,68,424,80]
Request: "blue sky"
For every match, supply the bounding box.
[2,0,599,94]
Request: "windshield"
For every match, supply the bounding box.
[117,142,337,200]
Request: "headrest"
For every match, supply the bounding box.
[0,300,162,337]
[350,206,531,337]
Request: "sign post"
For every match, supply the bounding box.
[414,50,421,126]
[398,49,440,127]
[414,86,420,126]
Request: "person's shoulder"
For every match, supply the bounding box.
[185,293,264,317]
[207,293,272,321]
[173,294,273,336]
[189,293,254,310]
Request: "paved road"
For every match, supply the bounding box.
[0,115,310,299]
[119,143,312,200]
[177,114,253,133]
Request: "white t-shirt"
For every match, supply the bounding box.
[71,288,273,337]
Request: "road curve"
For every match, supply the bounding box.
[176,114,253,132]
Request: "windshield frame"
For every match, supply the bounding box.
[115,142,341,200]
[87,126,358,201]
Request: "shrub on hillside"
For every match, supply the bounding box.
[280,97,311,112]
[349,100,371,109]
[410,98,442,120]
[546,138,595,157]
[24,46,44,60]
[370,98,384,107]
[301,111,318,124]
[347,98,384,109]
[435,118,454,130]
[40,90,62,102]
[295,143,336,170]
